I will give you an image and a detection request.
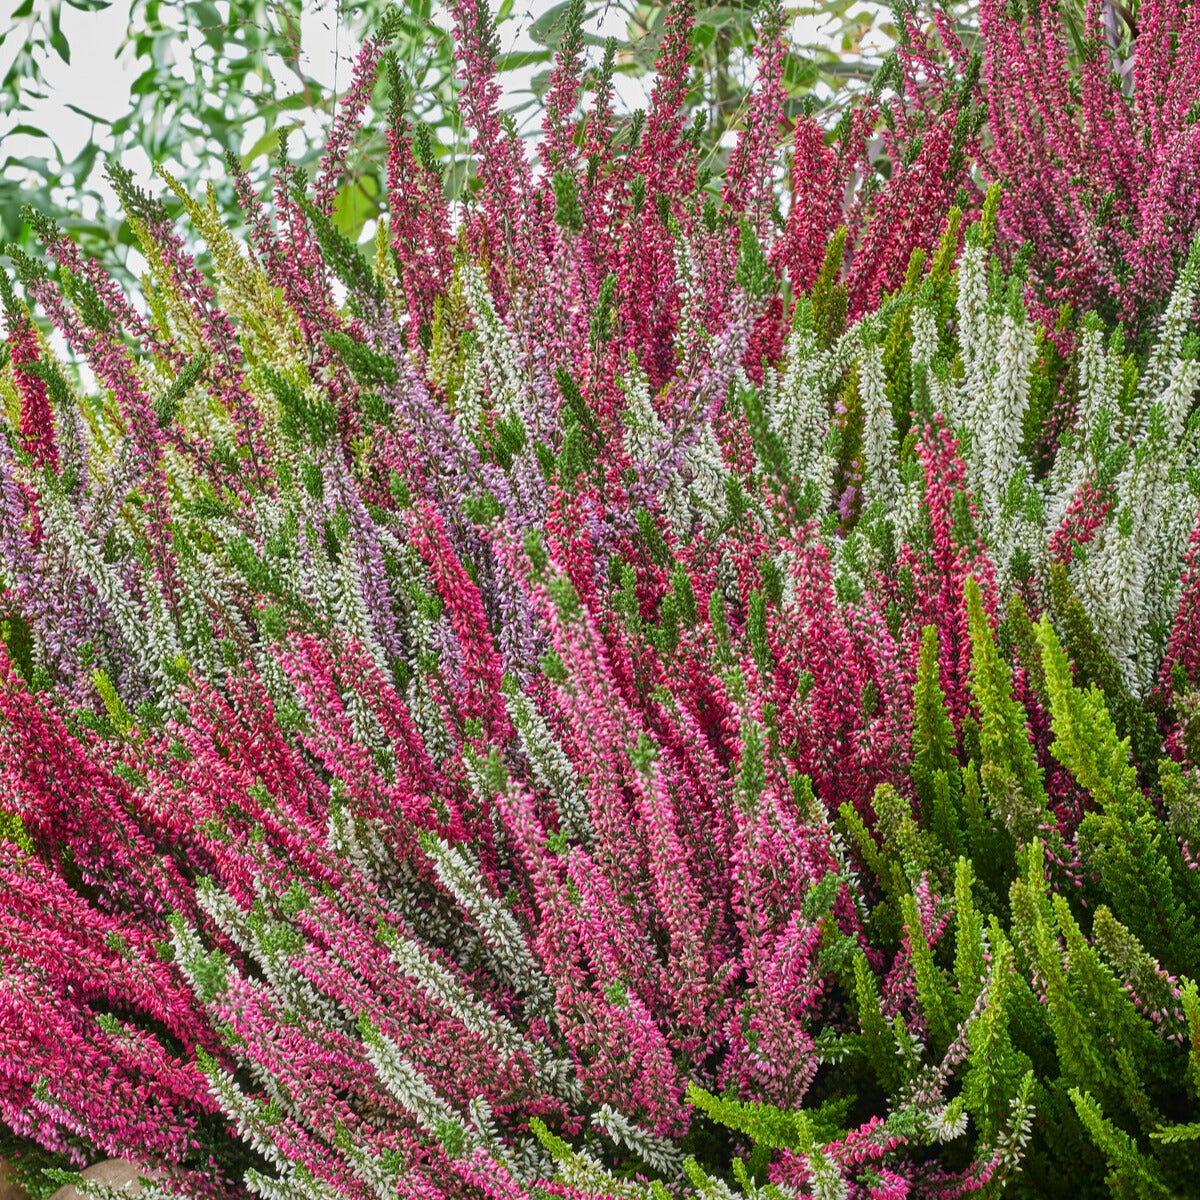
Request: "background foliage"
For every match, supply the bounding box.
[0,0,934,273]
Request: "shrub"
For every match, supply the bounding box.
[970,0,1200,341]
[1,3,1200,1199]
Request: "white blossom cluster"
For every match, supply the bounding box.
[591,1103,683,1177]
[360,1021,474,1153]
[421,833,556,1017]
[770,299,859,504]
[382,924,579,1104]
[925,1098,969,1142]
[1055,245,1200,692]
[860,334,898,512]
[831,231,1200,694]
[502,677,592,842]
[459,263,531,433]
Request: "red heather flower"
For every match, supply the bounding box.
[2,309,57,475]
[773,28,977,323]
[906,419,998,731]
[1164,516,1200,694]
[447,0,534,264]
[722,1,787,233]
[976,0,1200,333]
[1047,476,1115,567]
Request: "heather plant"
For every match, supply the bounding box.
[2,3,1200,1200]
[964,0,1200,341]
[0,0,918,274]
[783,0,1200,349]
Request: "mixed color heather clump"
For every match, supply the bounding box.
[3,2,1200,1199]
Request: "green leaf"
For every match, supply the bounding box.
[528,1,575,46]
[495,48,550,71]
[62,102,111,124]
[47,3,69,63]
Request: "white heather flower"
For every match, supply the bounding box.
[911,303,940,367]
[1140,232,1200,408]
[197,1063,291,1173]
[978,311,1037,522]
[1160,354,1200,442]
[340,1135,403,1200]
[41,489,160,680]
[929,360,957,427]
[926,1100,969,1142]
[619,360,666,464]
[591,1104,683,1177]
[1084,514,1146,692]
[806,1151,849,1200]
[685,422,730,531]
[539,1137,649,1200]
[861,338,898,510]
[1075,323,1123,438]
[468,1096,526,1180]
[361,1022,474,1150]
[893,467,924,544]
[955,243,991,406]
[670,228,704,349]
[386,934,576,1099]
[422,834,556,1016]
[245,1166,341,1200]
[775,302,828,488]
[503,683,591,842]
[1145,480,1199,640]
[460,263,527,424]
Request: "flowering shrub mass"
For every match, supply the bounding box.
[4,2,1200,1198]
